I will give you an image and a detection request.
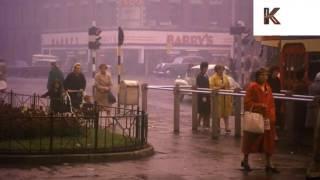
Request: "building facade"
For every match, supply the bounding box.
[0,0,43,65]
[0,0,253,75]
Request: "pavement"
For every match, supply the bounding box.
[0,76,314,180]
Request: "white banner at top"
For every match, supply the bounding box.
[41,30,233,47]
[254,0,320,36]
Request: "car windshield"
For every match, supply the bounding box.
[32,54,58,66]
[190,68,200,77]
[172,57,183,64]
[32,61,54,67]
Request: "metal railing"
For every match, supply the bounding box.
[0,91,148,154]
[143,84,316,135]
[142,83,320,177]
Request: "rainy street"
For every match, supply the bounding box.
[1,0,320,179]
[0,76,311,180]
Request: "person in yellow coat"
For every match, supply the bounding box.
[209,65,233,133]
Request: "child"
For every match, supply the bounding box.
[81,95,96,127]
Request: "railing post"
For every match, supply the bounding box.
[49,113,53,153]
[211,90,219,139]
[307,97,320,178]
[145,112,148,143]
[192,86,198,131]
[285,95,295,144]
[140,111,145,145]
[234,93,242,137]
[10,90,13,107]
[94,103,99,150]
[173,84,180,133]
[136,108,141,144]
[141,83,148,112]
[314,100,320,161]
[32,93,36,109]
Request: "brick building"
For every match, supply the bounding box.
[0,0,253,75]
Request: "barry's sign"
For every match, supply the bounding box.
[167,34,214,46]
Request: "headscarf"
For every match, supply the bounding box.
[72,63,81,72]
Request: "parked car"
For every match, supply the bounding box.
[175,64,240,101]
[26,54,59,77]
[8,54,59,78]
[0,59,7,91]
[153,55,204,77]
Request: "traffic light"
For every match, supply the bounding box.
[118,26,124,46]
[88,26,102,50]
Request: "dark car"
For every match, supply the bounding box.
[153,55,204,77]
[0,59,7,91]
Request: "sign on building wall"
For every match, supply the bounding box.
[42,30,233,49]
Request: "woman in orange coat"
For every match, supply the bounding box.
[241,68,279,173]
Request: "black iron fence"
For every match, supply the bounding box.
[0,91,148,154]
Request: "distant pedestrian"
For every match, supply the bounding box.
[64,63,86,109]
[241,68,279,173]
[292,68,308,144]
[268,66,283,136]
[196,62,210,128]
[94,64,113,107]
[209,64,232,133]
[306,72,320,128]
[47,62,64,90]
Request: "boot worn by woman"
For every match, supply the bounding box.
[265,166,280,174]
[241,161,252,172]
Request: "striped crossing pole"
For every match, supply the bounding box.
[88,21,102,97]
[92,49,96,96]
[117,46,121,85]
[117,27,124,86]
[117,27,124,108]
[92,49,96,78]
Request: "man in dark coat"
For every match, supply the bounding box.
[292,69,308,144]
[196,62,210,128]
[47,62,64,90]
[268,66,282,130]
[64,63,86,109]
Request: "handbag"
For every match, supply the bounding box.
[243,109,265,134]
[107,91,116,104]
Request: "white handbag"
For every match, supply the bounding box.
[243,111,265,134]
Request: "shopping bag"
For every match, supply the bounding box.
[243,111,264,134]
[107,91,116,104]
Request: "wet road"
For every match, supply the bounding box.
[0,76,312,180]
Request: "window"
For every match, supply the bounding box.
[146,0,163,26]
[66,2,75,30]
[208,0,231,29]
[78,0,90,29]
[118,0,144,28]
[168,0,182,26]
[42,3,50,30]
[0,3,4,28]
[56,4,63,30]
[96,0,117,27]
[188,0,207,27]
